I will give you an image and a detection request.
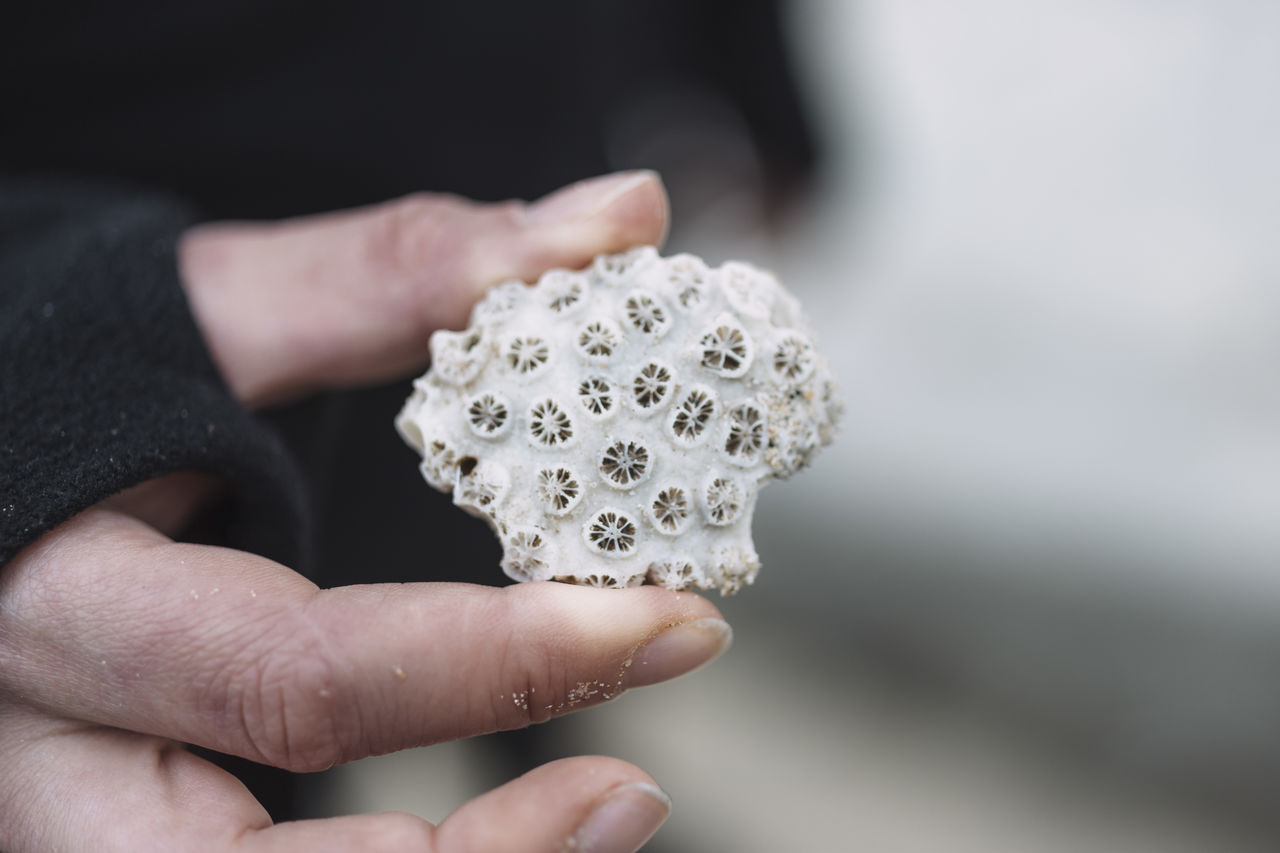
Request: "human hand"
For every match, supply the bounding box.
[180,171,670,407]
[0,172,733,852]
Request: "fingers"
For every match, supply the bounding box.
[0,509,729,773]
[431,757,670,853]
[0,709,269,853]
[0,703,667,853]
[96,470,227,537]
[180,170,670,406]
[254,758,668,853]
[487,170,671,287]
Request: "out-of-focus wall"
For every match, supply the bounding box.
[746,0,1280,815]
[775,0,1280,589]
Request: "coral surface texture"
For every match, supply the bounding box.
[396,247,840,593]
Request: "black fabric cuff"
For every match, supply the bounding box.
[0,178,307,568]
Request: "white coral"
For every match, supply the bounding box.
[396,247,841,594]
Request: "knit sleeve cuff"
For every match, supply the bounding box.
[0,178,308,568]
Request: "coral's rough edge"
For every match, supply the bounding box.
[396,246,841,595]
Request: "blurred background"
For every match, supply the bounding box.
[8,0,1279,847]
[308,1,1280,849]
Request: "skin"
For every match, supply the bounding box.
[0,172,731,852]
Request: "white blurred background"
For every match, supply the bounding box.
[322,2,1280,849]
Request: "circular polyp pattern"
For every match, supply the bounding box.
[648,557,700,590]
[453,458,510,518]
[648,484,691,535]
[702,475,745,526]
[629,360,676,416]
[465,391,512,439]
[541,269,589,315]
[724,402,766,466]
[398,248,843,594]
[419,438,460,490]
[575,318,623,361]
[667,385,718,446]
[665,254,710,311]
[722,261,776,319]
[527,397,576,448]
[535,466,584,516]
[562,571,645,589]
[623,290,671,337]
[503,334,552,378]
[583,508,639,558]
[593,246,657,286]
[429,328,488,385]
[767,408,821,476]
[599,439,651,489]
[772,332,816,383]
[472,279,527,326]
[502,525,551,582]
[576,375,616,419]
[697,315,753,378]
[710,544,761,594]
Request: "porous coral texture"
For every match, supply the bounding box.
[396,247,840,594]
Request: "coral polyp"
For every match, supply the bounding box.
[396,247,840,594]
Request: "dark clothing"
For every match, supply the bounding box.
[0,181,306,567]
[2,0,817,578]
[1,0,818,821]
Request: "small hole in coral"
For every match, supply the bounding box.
[505,335,551,374]
[704,476,744,525]
[600,440,650,488]
[577,376,614,416]
[670,386,717,443]
[650,486,690,533]
[503,526,548,581]
[576,320,621,359]
[772,334,815,382]
[632,362,673,410]
[529,398,575,447]
[537,467,582,514]
[648,559,698,589]
[666,255,708,310]
[585,509,638,555]
[624,292,670,335]
[542,271,588,313]
[466,392,510,437]
[725,404,766,462]
[699,322,752,377]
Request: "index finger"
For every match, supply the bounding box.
[0,509,731,772]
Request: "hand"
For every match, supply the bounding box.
[0,172,733,852]
[181,170,670,407]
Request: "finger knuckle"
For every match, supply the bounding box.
[488,198,526,226]
[484,597,605,728]
[368,812,435,850]
[486,638,545,730]
[364,193,489,332]
[208,614,355,772]
[371,192,468,275]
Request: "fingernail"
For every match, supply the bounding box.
[623,617,733,689]
[526,170,656,224]
[570,781,672,853]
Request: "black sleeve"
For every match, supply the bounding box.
[0,176,308,568]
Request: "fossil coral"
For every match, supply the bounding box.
[396,247,840,594]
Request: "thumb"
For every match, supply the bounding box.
[180,171,669,406]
